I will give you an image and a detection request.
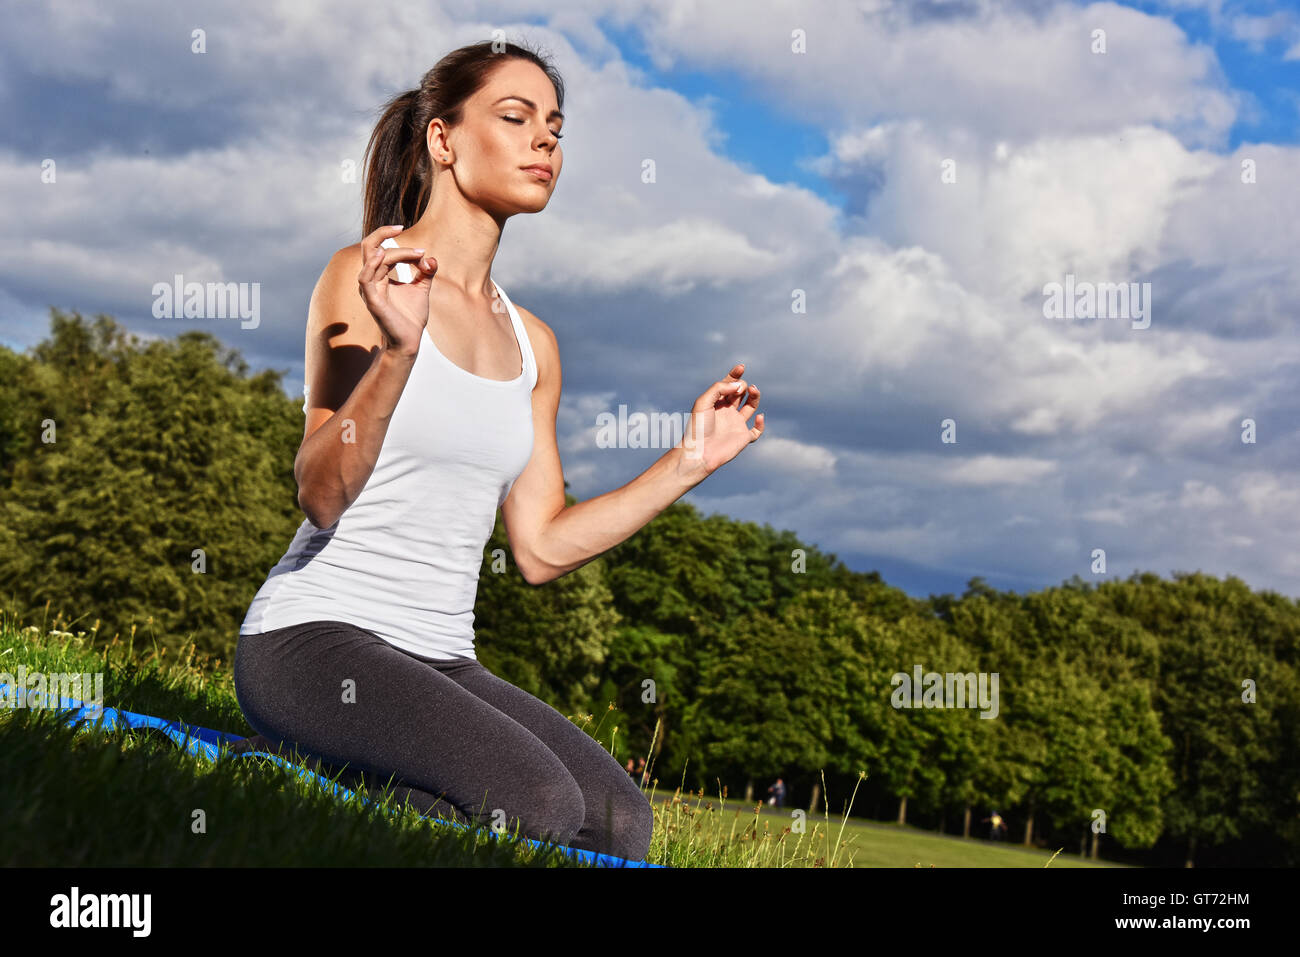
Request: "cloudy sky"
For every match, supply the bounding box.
[4,0,1298,600]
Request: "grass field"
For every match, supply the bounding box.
[0,613,1123,868]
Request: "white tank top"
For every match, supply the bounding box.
[239,278,538,661]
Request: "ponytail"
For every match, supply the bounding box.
[361,90,424,237]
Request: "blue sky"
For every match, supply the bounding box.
[2,0,1298,603]
[1132,0,1300,147]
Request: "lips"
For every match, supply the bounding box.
[522,165,553,182]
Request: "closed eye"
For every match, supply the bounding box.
[504,115,563,139]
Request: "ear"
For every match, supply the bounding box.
[426,118,452,166]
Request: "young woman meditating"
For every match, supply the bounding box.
[233,39,764,862]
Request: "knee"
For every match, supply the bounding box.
[542,775,588,845]
[505,775,586,849]
[623,790,656,861]
[592,786,655,862]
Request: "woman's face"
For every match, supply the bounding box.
[431,58,563,216]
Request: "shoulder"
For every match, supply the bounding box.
[322,243,368,287]
[513,303,560,385]
[513,303,557,350]
[315,243,378,304]
[311,242,367,305]
[307,244,380,347]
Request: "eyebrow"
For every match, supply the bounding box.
[493,95,564,122]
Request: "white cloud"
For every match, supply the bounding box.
[943,454,1059,486]
[620,0,1238,146]
[1,0,1296,599]
[1236,471,1300,520]
[749,435,837,474]
[1179,479,1227,508]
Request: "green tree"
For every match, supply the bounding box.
[0,312,302,656]
[474,505,622,717]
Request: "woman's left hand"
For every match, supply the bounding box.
[679,363,764,481]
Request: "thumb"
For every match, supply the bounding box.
[412,256,438,283]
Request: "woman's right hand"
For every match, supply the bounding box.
[357,224,438,358]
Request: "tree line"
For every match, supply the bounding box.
[2,311,1296,866]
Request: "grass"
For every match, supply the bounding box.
[0,605,1124,868]
[644,788,1125,868]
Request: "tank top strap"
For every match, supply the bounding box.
[491,279,538,390]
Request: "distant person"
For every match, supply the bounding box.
[766,777,787,808]
[981,810,1007,840]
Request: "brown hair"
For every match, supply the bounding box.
[361,39,565,237]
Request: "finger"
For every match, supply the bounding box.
[741,385,760,420]
[405,256,438,284]
[378,245,429,267]
[750,412,765,440]
[694,378,746,412]
[378,238,428,282]
[359,243,389,288]
[358,245,398,307]
[696,377,748,410]
[412,258,437,282]
[357,243,385,291]
[715,378,746,406]
[361,224,408,269]
[363,223,407,254]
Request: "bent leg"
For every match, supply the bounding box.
[233,620,585,848]
[227,732,476,827]
[436,661,655,862]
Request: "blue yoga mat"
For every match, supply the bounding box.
[0,681,663,869]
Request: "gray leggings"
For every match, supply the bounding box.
[232,619,653,861]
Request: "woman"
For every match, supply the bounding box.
[233,40,764,863]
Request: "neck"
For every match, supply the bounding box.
[400,179,506,300]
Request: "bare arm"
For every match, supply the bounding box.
[523,446,705,583]
[501,307,763,585]
[294,229,437,528]
[500,313,703,585]
[295,349,416,528]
